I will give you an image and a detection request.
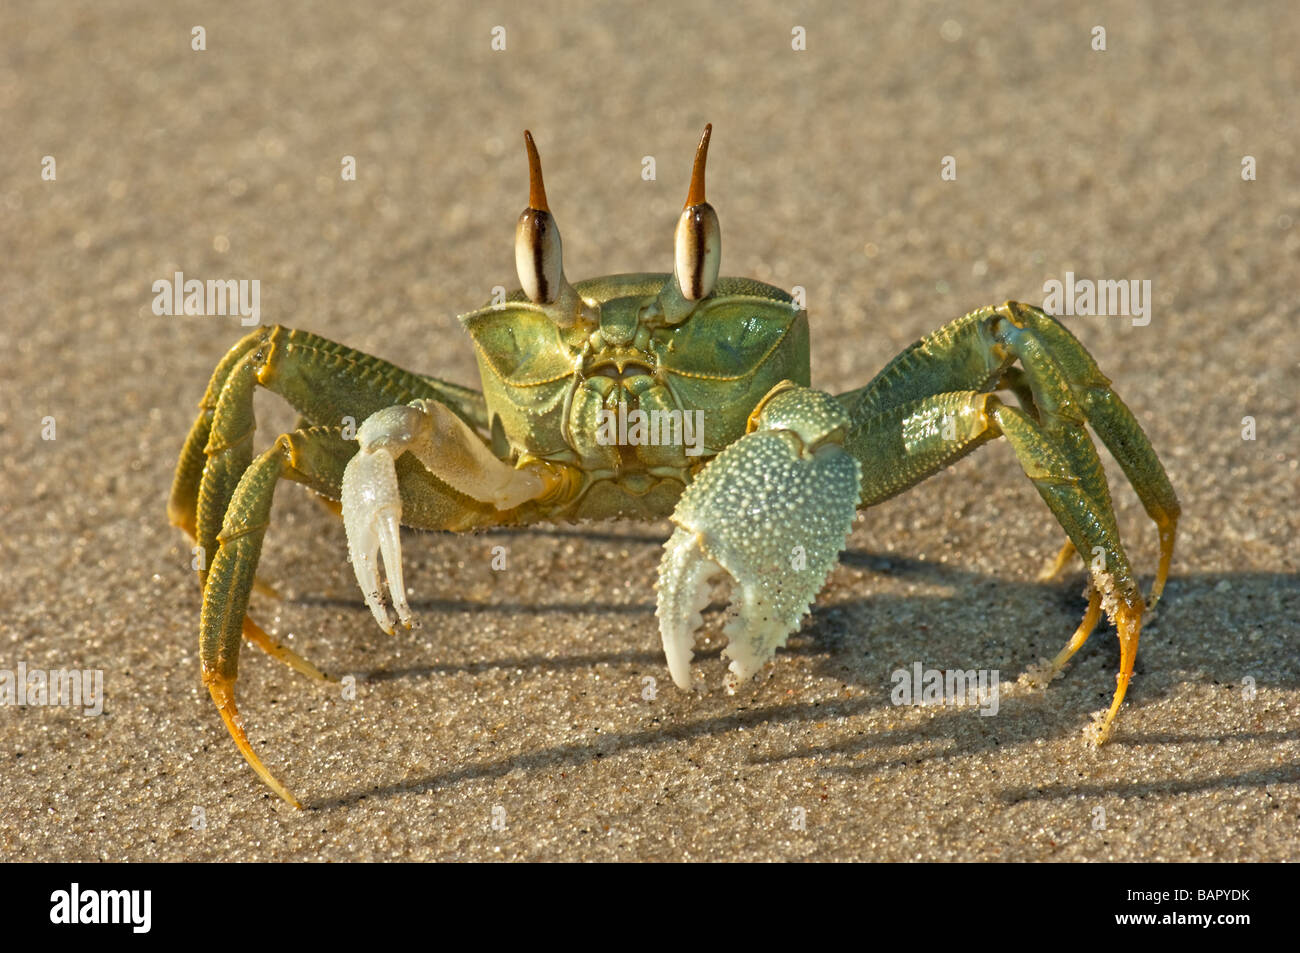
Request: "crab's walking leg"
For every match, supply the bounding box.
[839,302,1179,607]
[201,424,511,806]
[341,400,564,632]
[170,326,489,674]
[1002,368,1084,585]
[169,325,487,593]
[200,427,357,807]
[656,384,862,689]
[170,334,262,540]
[1049,588,1104,676]
[1003,304,1180,606]
[848,389,1140,738]
[1037,540,1078,583]
[837,302,1177,739]
[239,616,331,682]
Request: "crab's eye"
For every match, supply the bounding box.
[673,124,721,302]
[515,131,564,305]
[674,204,720,301]
[516,208,562,305]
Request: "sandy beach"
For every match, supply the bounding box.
[0,0,1296,860]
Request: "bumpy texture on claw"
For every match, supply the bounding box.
[656,385,861,689]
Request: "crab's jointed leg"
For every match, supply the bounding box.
[838,301,1178,739]
[169,326,499,805]
[1016,307,1181,607]
[657,302,1178,743]
[850,387,1142,737]
[169,326,488,657]
[199,426,358,807]
[169,325,487,581]
[199,414,529,806]
[840,302,1180,607]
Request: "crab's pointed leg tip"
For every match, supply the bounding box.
[1036,540,1076,582]
[1090,598,1141,745]
[206,679,302,808]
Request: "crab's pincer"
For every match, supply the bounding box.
[657,384,861,690]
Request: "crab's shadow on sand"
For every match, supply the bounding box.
[293,529,1298,810]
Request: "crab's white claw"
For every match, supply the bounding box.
[340,398,552,636]
[657,530,724,689]
[342,444,413,634]
[656,388,862,690]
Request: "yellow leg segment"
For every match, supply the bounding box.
[1093,597,1142,744]
[1037,539,1077,582]
[242,616,335,683]
[1049,587,1103,677]
[205,672,302,809]
[1150,510,1179,608]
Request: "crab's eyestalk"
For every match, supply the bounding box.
[515,131,563,305]
[673,124,721,302]
[514,132,595,330]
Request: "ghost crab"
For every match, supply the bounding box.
[169,126,1180,807]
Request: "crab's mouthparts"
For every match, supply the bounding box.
[591,360,654,381]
